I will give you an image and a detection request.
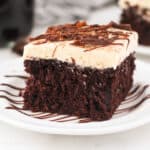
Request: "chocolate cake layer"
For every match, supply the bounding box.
[23,54,135,121]
[120,6,150,45]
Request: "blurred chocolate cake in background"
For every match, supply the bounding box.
[119,0,150,46]
[0,0,34,46]
[12,38,29,56]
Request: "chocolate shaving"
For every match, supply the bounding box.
[70,57,76,64]
[109,21,132,31]
[30,21,133,51]
[52,45,58,57]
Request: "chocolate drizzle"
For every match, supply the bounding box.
[0,75,150,123]
[0,83,24,90]
[29,21,132,51]
[0,95,23,104]
[0,90,20,97]
[4,75,28,79]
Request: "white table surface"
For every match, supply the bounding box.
[0,5,150,149]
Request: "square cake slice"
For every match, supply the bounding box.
[23,21,138,121]
[119,0,150,45]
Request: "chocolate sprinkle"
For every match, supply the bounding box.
[29,21,133,50]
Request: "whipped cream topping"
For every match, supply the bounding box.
[23,28,138,69]
[119,0,150,22]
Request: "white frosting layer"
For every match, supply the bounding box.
[23,29,138,69]
[119,0,150,22]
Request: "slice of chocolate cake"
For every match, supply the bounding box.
[119,0,150,45]
[23,21,138,121]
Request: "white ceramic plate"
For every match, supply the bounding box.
[137,46,150,56]
[0,58,149,135]
[88,5,150,56]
